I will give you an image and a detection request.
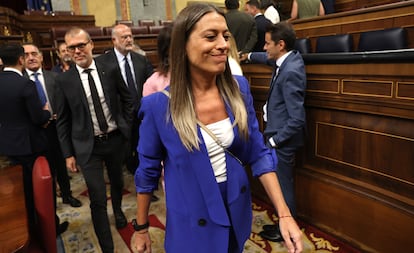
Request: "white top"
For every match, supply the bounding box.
[228,56,243,76]
[264,5,280,24]
[200,118,234,183]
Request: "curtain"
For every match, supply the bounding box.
[26,0,53,12]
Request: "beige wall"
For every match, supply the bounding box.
[175,0,248,14]
[86,0,117,27]
[175,0,225,13]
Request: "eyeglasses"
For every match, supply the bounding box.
[67,40,90,52]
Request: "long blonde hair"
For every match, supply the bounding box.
[169,3,248,151]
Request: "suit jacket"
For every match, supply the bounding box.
[24,70,59,110]
[253,14,272,52]
[95,49,153,111]
[54,60,134,165]
[135,75,277,252]
[250,51,307,149]
[225,9,258,53]
[0,70,50,156]
[24,70,64,154]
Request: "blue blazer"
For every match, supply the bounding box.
[250,51,307,149]
[135,75,276,252]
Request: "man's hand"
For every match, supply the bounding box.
[239,52,249,62]
[66,156,79,172]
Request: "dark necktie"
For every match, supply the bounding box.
[124,56,137,98]
[272,65,279,82]
[83,69,108,133]
[33,72,47,106]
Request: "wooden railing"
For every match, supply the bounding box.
[291,1,414,52]
[242,49,414,253]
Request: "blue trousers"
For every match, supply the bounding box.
[275,147,297,217]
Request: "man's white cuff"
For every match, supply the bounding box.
[269,137,276,148]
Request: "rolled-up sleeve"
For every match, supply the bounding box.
[134,96,164,193]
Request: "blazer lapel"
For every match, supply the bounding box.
[193,137,231,227]
[69,67,90,112]
[43,72,55,108]
[95,63,112,108]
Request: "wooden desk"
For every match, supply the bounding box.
[0,165,29,253]
[243,49,414,253]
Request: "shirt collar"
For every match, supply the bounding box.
[3,67,23,76]
[25,68,43,76]
[276,51,292,68]
[76,60,97,74]
[114,48,130,62]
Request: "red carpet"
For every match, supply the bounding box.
[118,214,165,252]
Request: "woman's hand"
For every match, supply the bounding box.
[279,217,303,253]
[133,230,152,253]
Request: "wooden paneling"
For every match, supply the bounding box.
[18,14,95,48]
[242,54,414,252]
[291,1,414,52]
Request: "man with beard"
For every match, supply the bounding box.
[96,24,153,176]
[52,42,73,73]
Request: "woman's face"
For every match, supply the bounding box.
[186,12,230,77]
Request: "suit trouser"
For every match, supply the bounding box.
[275,146,297,217]
[45,121,72,199]
[125,116,139,174]
[80,130,126,253]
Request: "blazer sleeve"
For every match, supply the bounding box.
[54,74,75,158]
[249,52,277,67]
[135,94,164,192]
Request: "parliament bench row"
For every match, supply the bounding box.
[294,27,408,54]
[50,25,166,45]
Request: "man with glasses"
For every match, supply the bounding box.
[54,27,134,253]
[96,24,153,177]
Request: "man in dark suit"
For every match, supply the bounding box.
[0,44,52,233]
[96,24,153,175]
[225,0,258,54]
[23,43,82,208]
[245,0,273,52]
[54,27,134,253]
[322,0,335,14]
[243,22,307,242]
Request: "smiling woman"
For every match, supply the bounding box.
[133,3,302,253]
